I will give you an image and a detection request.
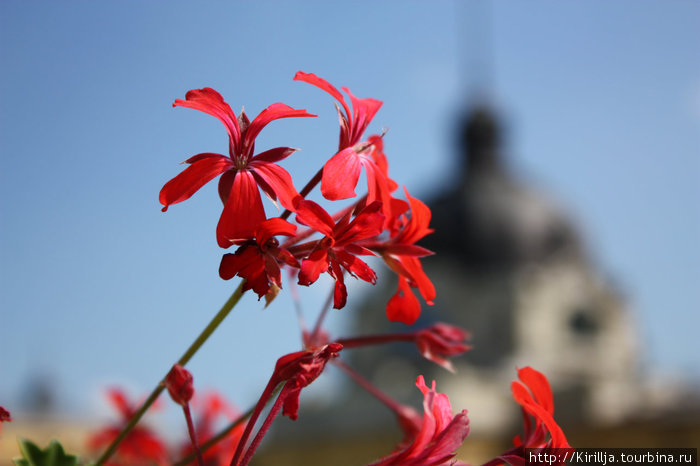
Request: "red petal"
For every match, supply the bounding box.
[249,160,300,211]
[295,200,335,237]
[252,146,298,164]
[256,218,297,246]
[334,201,384,246]
[386,276,422,325]
[401,256,436,305]
[398,188,434,245]
[173,88,242,155]
[321,147,362,200]
[342,86,383,144]
[216,171,266,248]
[106,388,133,419]
[511,380,570,449]
[381,244,434,257]
[294,71,351,119]
[219,247,259,280]
[159,153,232,211]
[517,367,555,415]
[298,249,329,286]
[335,250,377,284]
[244,103,315,154]
[328,260,348,309]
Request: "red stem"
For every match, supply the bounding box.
[182,403,204,466]
[333,359,407,415]
[239,383,291,466]
[308,285,336,347]
[229,378,280,466]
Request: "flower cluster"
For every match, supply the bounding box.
[159,72,434,325]
[79,72,572,466]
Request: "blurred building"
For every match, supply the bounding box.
[344,104,642,435]
[261,104,699,465]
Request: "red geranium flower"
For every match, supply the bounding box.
[159,88,315,247]
[364,188,436,324]
[370,375,470,466]
[293,72,394,209]
[88,389,168,466]
[219,217,299,299]
[294,200,384,309]
[413,323,471,373]
[484,367,572,466]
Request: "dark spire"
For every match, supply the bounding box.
[459,105,504,179]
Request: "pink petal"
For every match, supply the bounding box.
[173,88,241,155]
[216,170,266,248]
[159,153,232,211]
[321,147,362,200]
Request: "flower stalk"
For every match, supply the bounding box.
[95,281,246,465]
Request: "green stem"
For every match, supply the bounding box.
[95,281,246,465]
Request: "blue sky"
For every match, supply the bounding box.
[1,1,698,423]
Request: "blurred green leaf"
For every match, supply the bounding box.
[13,438,79,466]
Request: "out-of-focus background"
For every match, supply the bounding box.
[1,1,699,464]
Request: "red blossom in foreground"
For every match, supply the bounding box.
[231,344,342,466]
[88,389,168,466]
[294,71,393,207]
[483,367,572,466]
[159,88,315,247]
[364,188,436,324]
[219,218,299,299]
[295,200,384,309]
[370,376,470,466]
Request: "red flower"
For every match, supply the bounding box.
[484,367,572,466]
[365,188,435,324]
[219,218,299,299]
[294,72,393,207]
[295,200,384,309]
[165,364,194,407]
[414,323,471,373]
[88,389,168,466]
[159,88,315,247]
[370,375,470,466]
